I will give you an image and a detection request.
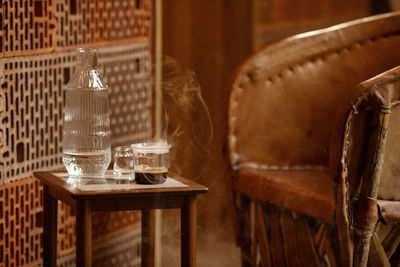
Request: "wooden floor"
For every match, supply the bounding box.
[161,210,241,267]
[196,230,241,267]
[161,231,241,267]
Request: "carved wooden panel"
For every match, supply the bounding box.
[57,205,141,257]
[0,178,43,266]
[0,0,152,56]
[0,42,152,184]
[0,52,69,184]
[0,0,56,55]
[0,0,154,264]
[0,177,142,265]
[58,202,76,255]
[93,211,141,242]
[99,43,152,146]
[92,227,141,267]
[0,41,151,263]
[55,0,152,48]
[57,227,142,267]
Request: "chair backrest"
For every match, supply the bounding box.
[227,12,400,172]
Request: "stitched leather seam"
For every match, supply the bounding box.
[237,162,327,171]
[273,33,400,83]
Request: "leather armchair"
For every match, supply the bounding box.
[227,12,400,267]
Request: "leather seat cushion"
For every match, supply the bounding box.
[234,168,335,223]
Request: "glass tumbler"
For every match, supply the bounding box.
[131,142,171,184]
[113,146,134,177]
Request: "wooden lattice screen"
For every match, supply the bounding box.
[0,0,153,266]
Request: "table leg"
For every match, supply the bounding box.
[141,209,155,267]
[43,184,58,267]
[76,200,92,267]
[181,195,197,267]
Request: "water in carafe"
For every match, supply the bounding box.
[62,48,111,176]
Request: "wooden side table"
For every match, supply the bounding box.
[34,171,208,267]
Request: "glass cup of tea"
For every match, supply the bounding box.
[131,142,171,184]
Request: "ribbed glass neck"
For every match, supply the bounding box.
[66,48,108,90]
[76,48,98,69]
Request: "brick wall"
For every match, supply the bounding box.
[0,0,153,266]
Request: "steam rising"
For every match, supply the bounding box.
[157,56,214,180]
[159,56,213,145]
[156,57,240,266]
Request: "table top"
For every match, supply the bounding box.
[34,170,208,200]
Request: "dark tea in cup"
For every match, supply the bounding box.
[134,168,168,184]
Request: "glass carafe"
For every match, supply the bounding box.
[62,48,111,177]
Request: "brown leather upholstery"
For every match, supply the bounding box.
[228,12,400,171]
[227,11,400,267]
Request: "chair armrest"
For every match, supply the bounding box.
[329,65,400,179]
